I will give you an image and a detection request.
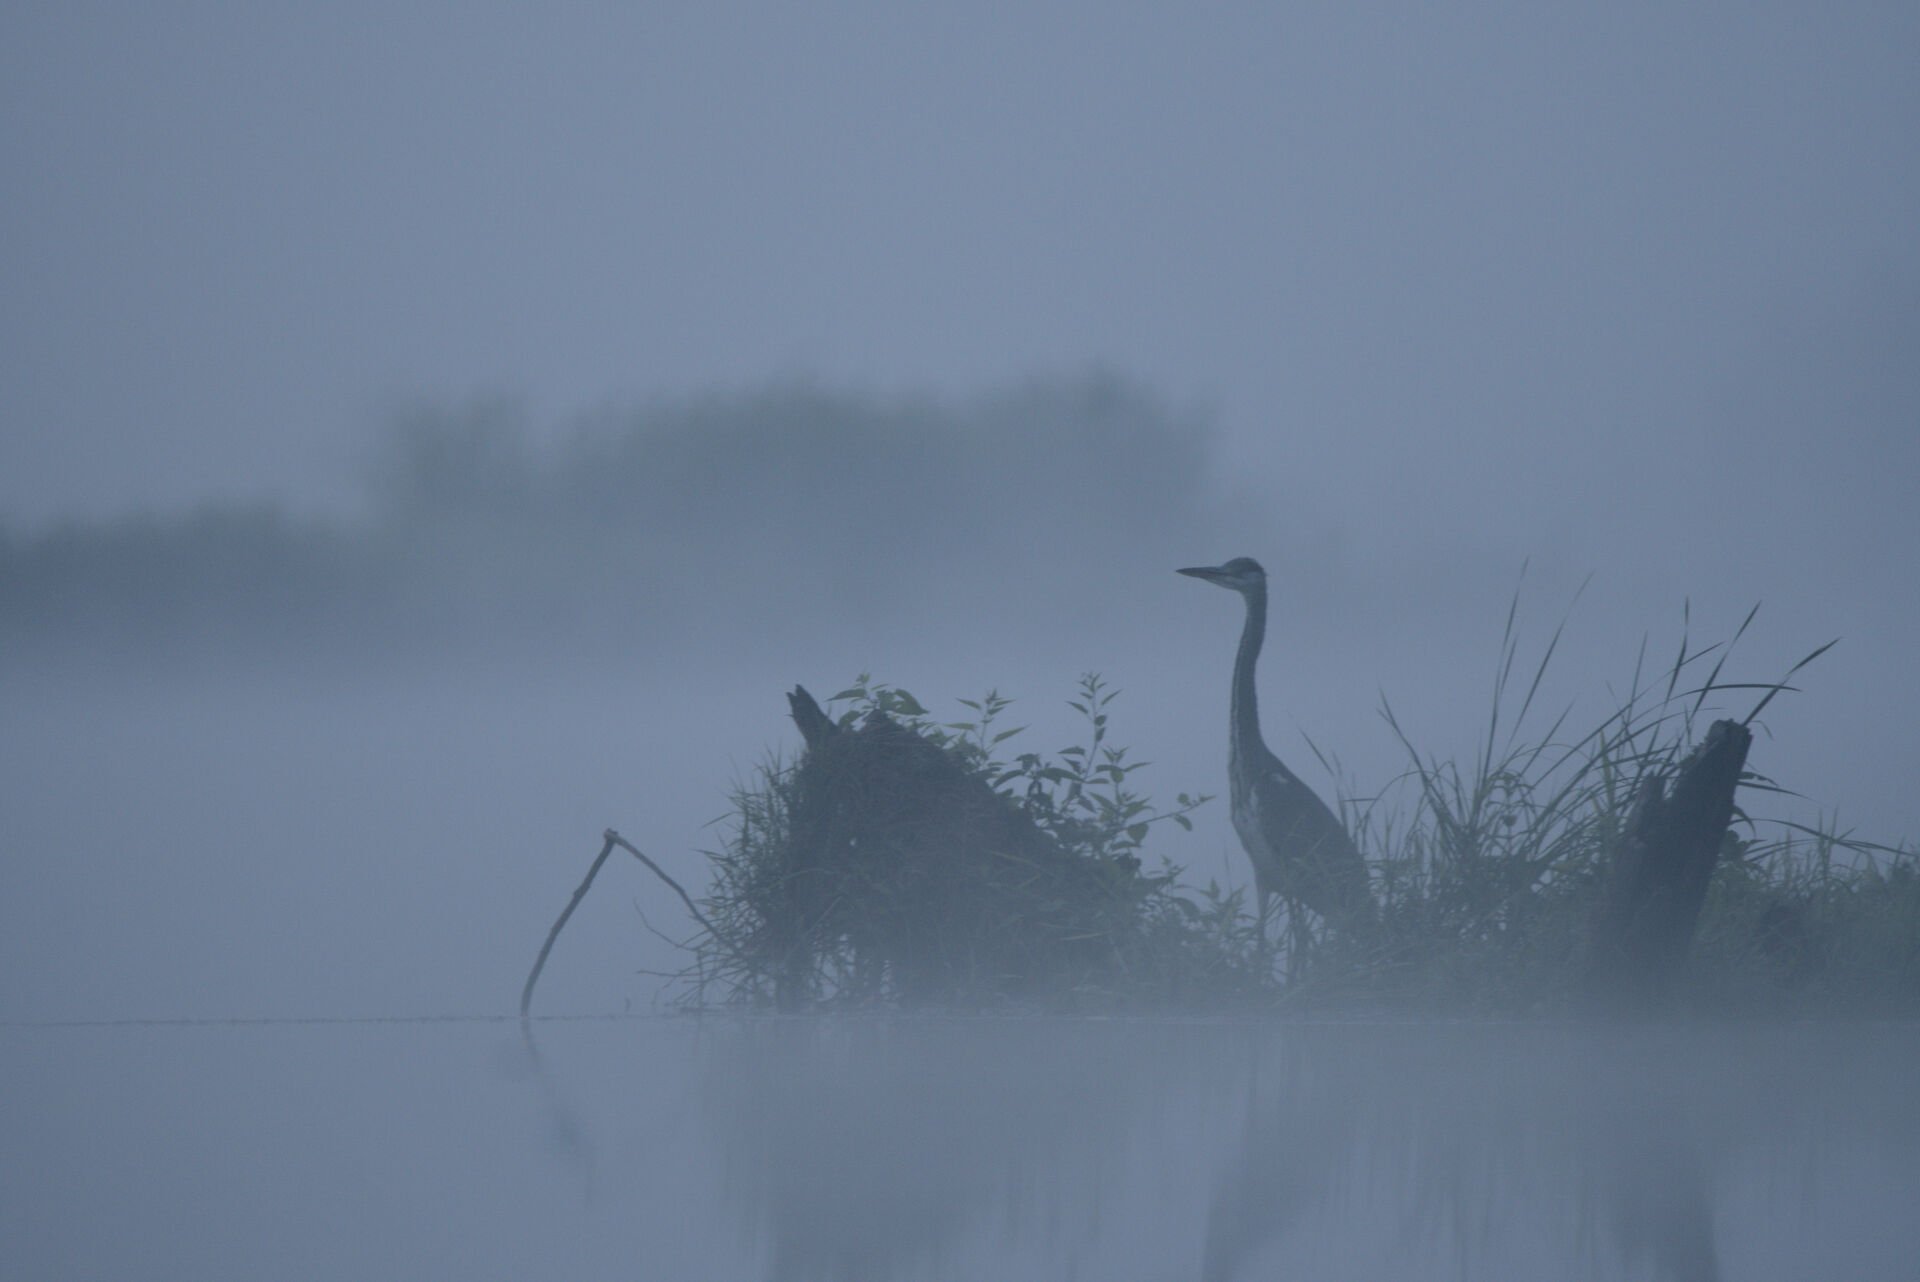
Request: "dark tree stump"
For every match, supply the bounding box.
[787,685,839,749]
[1588,718,1753,1009]
[762,685,1128,1009]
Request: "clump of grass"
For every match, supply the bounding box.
[682,675,1272,1010]
[1687,824,1919,1013]
[1312,598,1914,1014]
[666,605,1914,1016]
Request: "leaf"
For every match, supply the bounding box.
[891,691,929,716]
[828,688,865,702]
[1126,823,1150,844]
[1743,637,1840,727]
[991,726,1026,744]
[1173,814,1193,831]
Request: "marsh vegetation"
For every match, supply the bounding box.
[661,618,1916,1017]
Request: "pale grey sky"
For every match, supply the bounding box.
[6,3,1914,533]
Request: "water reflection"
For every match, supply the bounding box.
[696,1019,1184,1281]
[1591,1096,1718,1282]
[689,1019,1914,1281]
[1199,1026,1728,1281]
[6,1018,1913,1279]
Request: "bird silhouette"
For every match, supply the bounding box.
[1178,557,1374,939]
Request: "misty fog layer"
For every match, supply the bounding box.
[2,379,1913,1028]
[0,378,1217,671]
[6,3,1919,1033]
[5,8,1917,1280]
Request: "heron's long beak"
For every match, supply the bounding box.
[1177,565,1231,585]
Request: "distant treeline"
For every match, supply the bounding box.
[1,376,1223,668]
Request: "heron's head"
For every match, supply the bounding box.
[1177,557,1266,594]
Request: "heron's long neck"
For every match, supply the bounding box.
[1230,585,1267,763]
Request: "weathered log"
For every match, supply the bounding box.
[764,692,1129,1008]
[787,685,838,749]
[1588,718,1753,1008]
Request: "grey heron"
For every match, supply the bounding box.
[1178,557,1375,940]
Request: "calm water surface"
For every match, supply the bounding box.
[4,1017,1915,1280]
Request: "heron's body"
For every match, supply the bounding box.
[1181,558,1375,935]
